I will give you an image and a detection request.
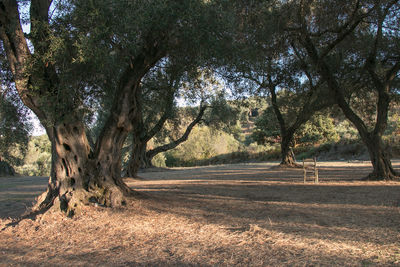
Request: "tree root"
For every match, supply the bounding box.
[28,181,146,218]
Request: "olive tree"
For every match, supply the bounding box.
[283,0,399,179]
[0,0,228,215]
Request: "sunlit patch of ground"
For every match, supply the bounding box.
[0,161,399,266]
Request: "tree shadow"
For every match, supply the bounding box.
[0,176,48,220]
[132,161,400,248]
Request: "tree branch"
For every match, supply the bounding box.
[142,86,176,143]
[0,0,50,131]
[300,28,370,138]
[29,0,53,55]
[319,12,368,59]
[146,104,208,158]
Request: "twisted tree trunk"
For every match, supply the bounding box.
[35,121,133,216]
[0,0,166,215]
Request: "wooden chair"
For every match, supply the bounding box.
[302,157,319,183]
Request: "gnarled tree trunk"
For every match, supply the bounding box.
[35,121,133,217]
[0,0,166,215]
[34,72,146,215]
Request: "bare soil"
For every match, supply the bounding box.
[1,161,400,266]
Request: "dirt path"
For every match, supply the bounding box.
[0,160,399,266]
[1,161,398,219]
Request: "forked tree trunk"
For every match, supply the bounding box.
[126,104,207,177]
[126,84,176,177]
[34,121,134,217]
[268,83,304,168]
[269,84,296,167]
[145,105,208,167]
[1,0,165,216]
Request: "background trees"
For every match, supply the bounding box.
[221,0,336,166]
[126,66,240,176]
[0,94,31,167]
[281,0,399,179]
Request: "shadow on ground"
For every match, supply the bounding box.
[0,176,48,218]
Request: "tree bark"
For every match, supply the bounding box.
[34,122,127,216]
[280,133,297,166]
[0,0,166,215]
[126,132,147,178]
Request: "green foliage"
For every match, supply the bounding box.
[15,135,51,176]
[385,107,400,140]
[204,95,240,132]
[296,114,339,145]
[333,120,359,142]
[252,106,280,145]
[0,95,32,166]
[18,0,233,131]
[165,126,241,166]
[151,153,167,168]
[253,108,340,146]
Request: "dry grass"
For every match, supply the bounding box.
[1,161,400,266]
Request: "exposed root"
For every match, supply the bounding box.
[25,180,147,219]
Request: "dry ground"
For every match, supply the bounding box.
[0,161,400,266]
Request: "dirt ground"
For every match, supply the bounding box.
[0,160,399,266]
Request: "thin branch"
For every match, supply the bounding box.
[320,13,369,59]
[146,104,208,158]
